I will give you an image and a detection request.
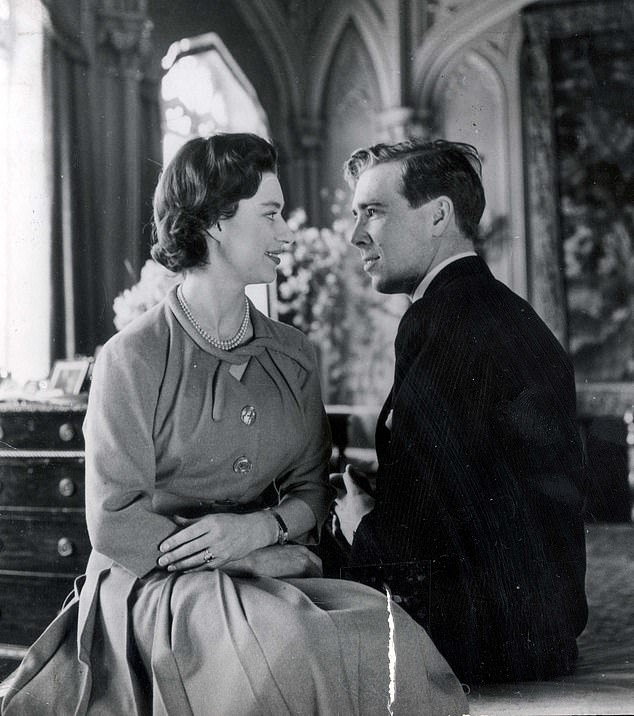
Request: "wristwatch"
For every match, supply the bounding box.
[267,508,289,545]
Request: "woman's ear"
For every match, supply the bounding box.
[205,219,225,244]
[204,227,220,244]
[431,196,453,236]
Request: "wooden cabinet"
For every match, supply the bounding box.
[0,403,89,667]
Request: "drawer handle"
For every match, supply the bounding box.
[0,424,3,440]
[58,423,75,442]
[58,477,76,497]
[57,537,75,557]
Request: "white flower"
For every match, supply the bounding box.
[113,259,181,330]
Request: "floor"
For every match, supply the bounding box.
[468,522,634,715]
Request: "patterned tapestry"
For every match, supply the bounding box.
[552,29,634,381]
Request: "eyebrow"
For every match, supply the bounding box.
[259,200,283,210]
[352,199,386,212]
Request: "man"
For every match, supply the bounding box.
[333,139,588,685]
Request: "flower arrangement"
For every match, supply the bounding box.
[113,259,180,331]
[277,196,405,405]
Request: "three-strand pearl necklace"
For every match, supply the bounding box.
[177,286,250,351]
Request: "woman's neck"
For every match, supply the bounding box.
[180,270,248,339]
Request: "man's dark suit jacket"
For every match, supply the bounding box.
[349,256,588,684]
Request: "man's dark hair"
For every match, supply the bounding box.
[344,139,485,240]
[152,133,278,272]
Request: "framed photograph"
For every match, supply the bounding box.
[49,358,92,395]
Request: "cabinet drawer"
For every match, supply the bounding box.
[0,460,85,509]
[0,573,75,646]
[0,411,85,450]
[0,514,89,574]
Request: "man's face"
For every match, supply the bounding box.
[349,162,438,295]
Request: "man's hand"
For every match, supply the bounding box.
[332,465,375,545]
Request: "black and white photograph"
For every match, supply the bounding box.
[0,1,633,714]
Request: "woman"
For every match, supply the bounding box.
[2,134,467,715]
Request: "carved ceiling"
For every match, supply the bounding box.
[273,0,331,36]
[233,0,393,119]
[257,0,386,63]
[426,0,472,26]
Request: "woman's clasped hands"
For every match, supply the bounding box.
[158,511,275,572]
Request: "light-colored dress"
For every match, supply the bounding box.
[1,287,468,716]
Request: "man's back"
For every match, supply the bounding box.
[350,256,588,683]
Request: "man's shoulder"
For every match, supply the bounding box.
[423,258,537,324]
[403,260,560,364]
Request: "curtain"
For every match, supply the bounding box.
[0,0,51,384]
[44,0,162,359]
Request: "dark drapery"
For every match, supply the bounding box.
[43,0,162,359]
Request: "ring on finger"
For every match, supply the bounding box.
[202,548,215,563]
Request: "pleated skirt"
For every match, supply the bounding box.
[2,554,468,716]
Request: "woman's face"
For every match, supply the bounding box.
[214,172,293,286]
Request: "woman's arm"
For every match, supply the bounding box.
[84,332,177,577]
[157,499,316,572]
[271,341,335,541]
[223,544,323,578]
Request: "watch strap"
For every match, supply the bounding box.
[267,508,289,545]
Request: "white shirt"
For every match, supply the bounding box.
[410,251,478,303]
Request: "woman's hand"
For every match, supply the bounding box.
[157,511,276,572]
[223,545,323,579]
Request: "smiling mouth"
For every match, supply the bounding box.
[362,256,379,272]
[265,251,281,265]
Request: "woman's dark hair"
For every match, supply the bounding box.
[151,133,278,272]
[344,139,485,240]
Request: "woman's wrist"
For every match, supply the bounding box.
[253,510,279,548]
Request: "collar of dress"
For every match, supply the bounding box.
[166,284,311,421]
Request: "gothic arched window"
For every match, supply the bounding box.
[160,33,270,164]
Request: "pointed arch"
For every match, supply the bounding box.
[434,44,508,116]
[233,0,300,125]
[413,0,534,109]
[423,9,531,300]
[307,1,393,119]
[320,19,382,207]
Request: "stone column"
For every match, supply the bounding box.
[292,116,324,226]
[96,0,154,279]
